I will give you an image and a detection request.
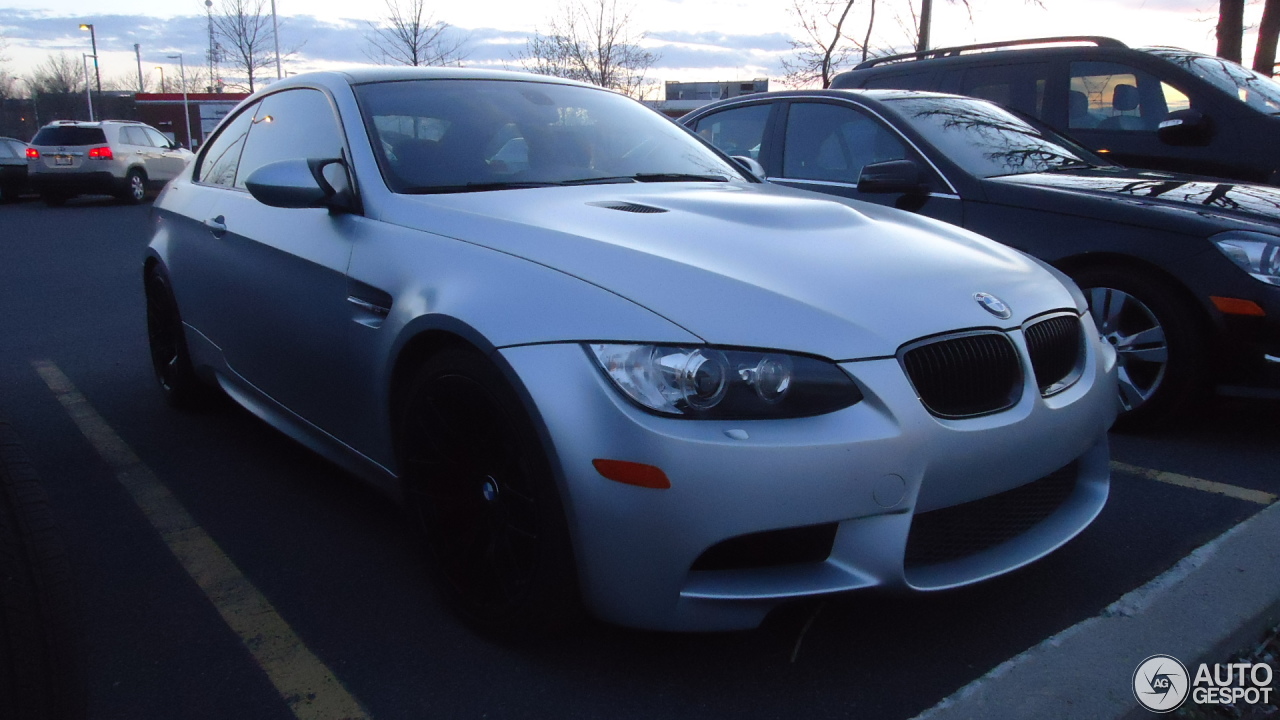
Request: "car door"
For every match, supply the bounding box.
[119,126,157,174]
[142,126,188,181]
[201,87,367,433]
[1061,59,1243,179]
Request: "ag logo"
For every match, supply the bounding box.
[1133,654,1190,712]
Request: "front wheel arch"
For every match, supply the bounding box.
[1063,260,1211,429]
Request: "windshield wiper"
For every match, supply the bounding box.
[402,181,559,194]
[559,173,732,185]
[558,176,640,186]
[1045,162,1099,171]
[631,173,730,183]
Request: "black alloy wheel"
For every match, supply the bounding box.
[399,347,578,637]
[1073,267,1207,430]
[144,269,209,409]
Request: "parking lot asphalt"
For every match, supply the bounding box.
[1,197,1277,719]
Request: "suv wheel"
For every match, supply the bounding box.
[120,169,146,204]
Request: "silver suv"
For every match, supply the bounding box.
[27,120,194,206]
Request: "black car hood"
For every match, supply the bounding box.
[986,168,1280,235]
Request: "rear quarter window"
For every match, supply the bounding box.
[859,71,938,91]
[31,127,108,146]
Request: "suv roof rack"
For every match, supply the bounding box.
[853,36,1128,70]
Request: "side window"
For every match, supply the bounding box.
[782,102,907,184]
[144,127,172,148]
[960,63,1049,119]
[690,103,770,161]
[863,72,937,91]
[1069,61,1190,131]
[234,89,346,190]
[196,101,260,187]
[120,126,149,146]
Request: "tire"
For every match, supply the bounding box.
[397,346,580,638]
[0,422,84,720]
[144,268,212,410]
[1072,266,1208,430]
[119,169,146,204]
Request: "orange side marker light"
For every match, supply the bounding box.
[1210,296,1266,317]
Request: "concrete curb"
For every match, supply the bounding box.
[910,500,1280,720]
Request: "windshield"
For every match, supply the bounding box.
[885,96,1104,178]
[354,79,744,193]
[1143,49,1280,114]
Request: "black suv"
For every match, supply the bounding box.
[683,89,1280,428]
[831,36,1280,185]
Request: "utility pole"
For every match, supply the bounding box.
[134,43,143,92]
[270,0,282,80]
[82,53,96,121]
[168,54,192,149]
[917,0,932,53]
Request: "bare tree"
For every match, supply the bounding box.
[1218,0,1245,63]
[0,35,14,99]
[516,0,658,99]
[1254,0,1280,76]
[780,0,874,89]
[365,0,468,67]
[211,0,276,93]
[25,52,87,95]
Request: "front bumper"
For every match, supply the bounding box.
[500,317,1118,631]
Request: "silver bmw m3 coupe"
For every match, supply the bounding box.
[144,68,1119,634]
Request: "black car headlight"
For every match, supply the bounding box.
[587,344,863,419]
[1213,231,1280,286]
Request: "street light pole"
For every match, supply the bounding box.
[168,54,193,150]
[79,23,101,93]
[155,66,165,93]
[134,43,143,92]
[82,53,96,121]
[270,0,282,80]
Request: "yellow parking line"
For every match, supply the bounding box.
[32,360,372,720]
[1110,460,1277,505]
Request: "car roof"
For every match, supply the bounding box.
[268,66,594,91]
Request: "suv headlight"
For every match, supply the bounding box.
[1213,231,1280,286]
[587,344,863,419]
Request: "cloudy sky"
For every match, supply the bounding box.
[0,0,1270,92]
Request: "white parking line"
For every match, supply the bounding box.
[1110,460,1276,505]
[33,360,373,720]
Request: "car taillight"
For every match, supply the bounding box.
[88,146,113,159]
[26,148,39,159]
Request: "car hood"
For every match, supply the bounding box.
[987,168,1280,235]
[378,182,1078,360]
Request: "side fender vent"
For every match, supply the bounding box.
[588,201,668,214]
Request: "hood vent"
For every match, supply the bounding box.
[589,201,668,214]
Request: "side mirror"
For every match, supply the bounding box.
[857,159,928,195]
[730,155,766,180]
[244,158,354,212]
[1157,109,1214,147]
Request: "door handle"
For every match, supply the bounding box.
[204,215,227,238]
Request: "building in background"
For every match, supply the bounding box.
[134,93,248,149]
[646,79,769,118]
